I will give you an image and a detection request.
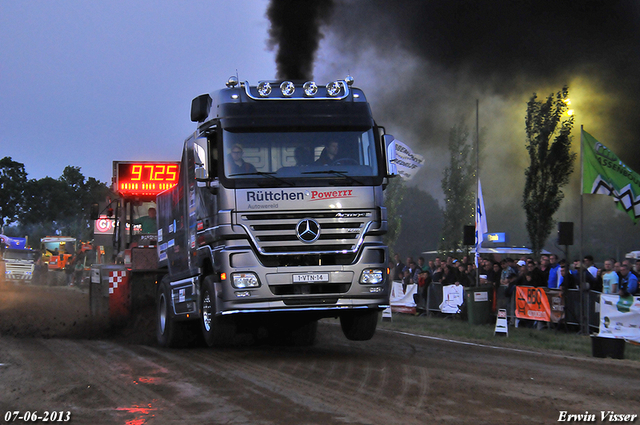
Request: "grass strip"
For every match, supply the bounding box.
[378,313,640,361]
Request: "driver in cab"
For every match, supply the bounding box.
[315,141,339,165]
[227,144,257,174]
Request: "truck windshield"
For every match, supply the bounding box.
[3,250,38,261]
[42,241,75,255]
[222,128,379,182]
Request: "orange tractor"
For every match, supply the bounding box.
[40,236,95,285]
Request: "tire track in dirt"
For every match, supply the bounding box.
[39,339,189,424]
[137,331,432,425]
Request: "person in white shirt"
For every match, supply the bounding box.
[602,259,619,294]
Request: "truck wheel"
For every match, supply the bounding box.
[201,276,236,347]
[340,310,379,341]
[156,280,183,348]
[48,271,63,286]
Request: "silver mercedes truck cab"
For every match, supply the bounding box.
[156,76,397,347]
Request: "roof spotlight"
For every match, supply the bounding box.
[303,81,318,97]
[326,81,342,97]
[226,76,238,88]
[280,81,295,97]
[257,81,271,97]
[345,75,354,86]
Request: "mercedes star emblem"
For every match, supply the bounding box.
[296,218,320,243]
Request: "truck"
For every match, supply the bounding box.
[154,76,397,347]
[1,235,36,284]
[89,161,179,324]
[1,248,38,283]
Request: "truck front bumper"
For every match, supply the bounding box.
[211,244,390,317]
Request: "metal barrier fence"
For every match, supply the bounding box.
[426,282,601,331]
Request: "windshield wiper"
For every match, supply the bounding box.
[228,171,294,186]
[301,170,364,185]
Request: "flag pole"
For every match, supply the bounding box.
[579,125,586,334]
[476,99,480,287]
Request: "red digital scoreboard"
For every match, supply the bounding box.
[115,161,180,198]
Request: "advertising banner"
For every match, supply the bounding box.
[440,284,464,314]
[236,186,374,211]
[598,294,640,343]
[94,215,116,235]
[515,287,564,323]
[390,281,417,314]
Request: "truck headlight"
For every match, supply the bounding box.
[232,272,260,289]
[360,269,383,284]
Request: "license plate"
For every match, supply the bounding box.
[293,273,329,283]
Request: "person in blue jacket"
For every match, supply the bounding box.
[547,254,561,289]
[618,263,638,297]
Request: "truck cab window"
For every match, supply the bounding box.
[221,128,379,182]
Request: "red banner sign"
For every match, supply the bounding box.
[515,286,564,323]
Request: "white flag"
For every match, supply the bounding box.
[476,179,488,250]
[393,140,424,180]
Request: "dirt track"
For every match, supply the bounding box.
[1,283,639,424]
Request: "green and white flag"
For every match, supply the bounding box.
[582,129,640,224]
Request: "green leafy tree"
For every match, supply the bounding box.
[0,157,28,230]
[383,177,406,255]
[523,86,576,258]
[21,177,69,235]
[20,167,110,241]
[440,122,475,256]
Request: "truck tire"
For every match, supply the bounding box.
[47,271,64,286]
[201,276,236,347]
[156,280,184,348]
[340,310,379,341]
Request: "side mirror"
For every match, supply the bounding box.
[195,166,208,180]
[194,138,209,181]
[383,134,398,178]
[191,94,212,123]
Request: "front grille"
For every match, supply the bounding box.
[269,283,351,296]
[6,264,32,272]
[239,211,373,256]
[259,253,357,267]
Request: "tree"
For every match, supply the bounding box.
[383,177,406,255]
[20,167,110,241]
[522,86,576,258]
[0,157,27,230]
[440,121,475,256]
[395,187,443,258]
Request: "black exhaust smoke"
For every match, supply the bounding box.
[267,0,334,81]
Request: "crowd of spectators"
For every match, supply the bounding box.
[391,253,640,316]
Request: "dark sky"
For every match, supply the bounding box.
[325,0,640,158]
[311,0,640,247]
